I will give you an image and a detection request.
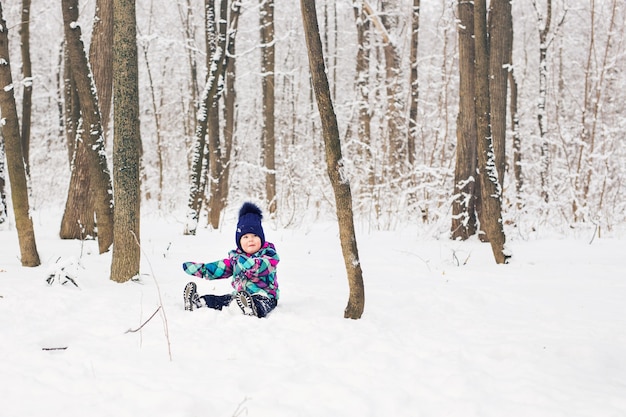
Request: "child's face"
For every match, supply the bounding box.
[240,233,262,254]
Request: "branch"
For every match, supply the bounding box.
[125,306,162,333]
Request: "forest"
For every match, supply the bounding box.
[1,0,625,252]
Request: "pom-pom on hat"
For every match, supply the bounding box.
[235,202,265,250]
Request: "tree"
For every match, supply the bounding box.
[488,0,513,187]
[352,1,374,189]
[451,0,478,240]
[110,0,141,283]
[301,0,365,319]
[60,0,111,241]
[185,0,240,235]
[260,0,277,215]
[473,0,508,264]
[407,0,420,167]
[19,0,32,176]
[0,4,40,267]
[61,0,114,254]
[90,0,114,135]
[535,0,553,203]
[185,0,221,235]
[208,0,241,229]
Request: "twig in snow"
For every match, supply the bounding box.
[125,306,162,334]
[130,231,172,361]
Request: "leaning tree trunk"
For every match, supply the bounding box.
[473,0,509,264]
[110,0,141,283]
[451,0,478,241]
[62,0,114,254]
[301,0,365,319]
[0,5,40,267]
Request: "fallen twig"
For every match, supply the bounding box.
[125,306,162,334]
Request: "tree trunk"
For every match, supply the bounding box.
[261,0,277,215]
[473,0,508,264]
[89,0,114,135]
[19,0,32,176]
[217,3,241,225]
[110,0,141,283]
[59,43,98,240]
[488,0,512,187]
[185,0,236,235]
[60,130,98,240]
[0,5,40,267]
[509,60,522,205]
[537,0,552,203]
[61,0,114,254]
[451,0,478,240]
[407,0,420,166]
[353,2,374,189]
[301,0,365,319]
[206,0,223,229]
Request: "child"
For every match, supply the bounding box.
[182,202,280,318]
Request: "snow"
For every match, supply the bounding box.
[1,213,625,417]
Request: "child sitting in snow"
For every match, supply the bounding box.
[182,202,280,318]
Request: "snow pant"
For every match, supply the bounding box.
[198,293,278,318]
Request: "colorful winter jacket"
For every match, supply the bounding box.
[182,242,280,299]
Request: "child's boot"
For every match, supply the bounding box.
[183,282,201,311]
[235,291,258,316]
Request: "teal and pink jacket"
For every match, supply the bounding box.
[182,242,280,299]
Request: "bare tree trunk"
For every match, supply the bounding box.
[19,0,32,176]
[474,0,508,264]
[60,130,97,240]
[185,0,218,235]
[90,0,114,135]
[536,0,552,203]
[212,1,241,229]
[353,1,374,190]
[185,0,239,235]
[509,67,522,203]
[451,0,478,240]
[110,0,141,283]
[59,41,98,240]
[301,0,365,319]
[206,0,224,229]
[261,0,276,214]
[488,0,512,187]
[407,0,420,167]
[362,2,404,172]
[61,0,114,253]
[0,5,40,266]
[62,44,80,164]
[177,0,200,144]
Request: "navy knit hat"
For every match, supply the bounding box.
[235,202,265,250]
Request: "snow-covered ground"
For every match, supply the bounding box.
[1,212,625,417]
